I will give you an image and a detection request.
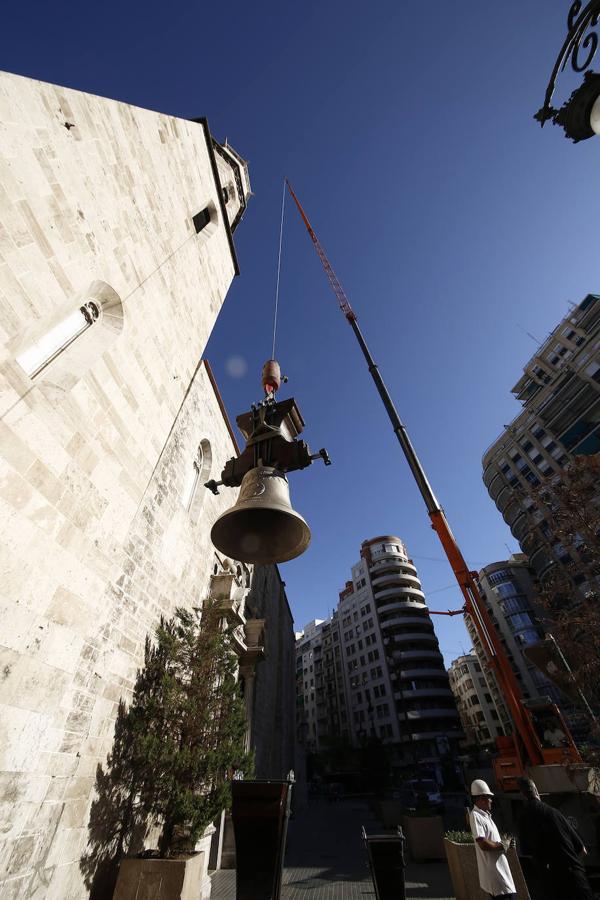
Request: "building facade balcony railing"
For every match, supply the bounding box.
[399,728,462,743]
[389,649,443,662]
[373,585,425,603]
[398,667,449,679]
[378,614,431,629]
[371,572,422,590]
[398,708,460,721]
[369,559,418,577]
[387,633,439,648]
[395,687,453,700]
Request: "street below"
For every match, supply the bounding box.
[211,797,455,899]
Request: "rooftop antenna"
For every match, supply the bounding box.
[516,323,541,345]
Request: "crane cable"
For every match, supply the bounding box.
[271,178,287,360]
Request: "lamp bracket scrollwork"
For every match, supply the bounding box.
[536,0,600,125]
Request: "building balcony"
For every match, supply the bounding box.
[395,687,453,700]
[371,572,422,590]
[496,487,513,514]
[377,603,427,621]
[398,708,459,721]
[512,513,529,542]
[378,615,432,630]
[384,632,437,646]
[399,667,448,679]
[503,501,522,528]
[488,475,504,501]
[389,649,443,662]
[374,585,425,603]
[370,558,417,576]
[400,729,462,742]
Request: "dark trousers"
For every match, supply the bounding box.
[490,894,516,899]
[547,864,594,900]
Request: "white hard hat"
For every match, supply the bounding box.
[471,779,494,797]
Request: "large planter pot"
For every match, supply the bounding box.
[113,852,208,900]
[402,815,445,861]
[444,839,531,900]
[220,812,236,869]
[194,824,216,898]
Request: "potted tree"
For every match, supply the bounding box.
[444,831,530,900]
[112,600,252,900]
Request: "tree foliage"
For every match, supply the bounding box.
[532,453,600,731]
[125,600,252,856]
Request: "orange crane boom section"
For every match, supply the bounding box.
[286,180,582,782]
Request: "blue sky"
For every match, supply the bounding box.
[3,0,599,664]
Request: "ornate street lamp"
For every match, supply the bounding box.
[536,1,600,141]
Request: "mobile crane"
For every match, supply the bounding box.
[285,180,582,793]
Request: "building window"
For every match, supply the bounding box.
[13,281,124,389]
[192,206,212,233]
[16,301,100,379]
[182,439,212,515]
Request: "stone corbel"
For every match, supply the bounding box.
[209,572,247,627]
[239,618,266,670]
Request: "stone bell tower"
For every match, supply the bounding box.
[0,69,269,900]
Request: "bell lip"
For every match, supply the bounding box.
[210,507,311,565]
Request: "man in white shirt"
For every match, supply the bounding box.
[469,779,516,899]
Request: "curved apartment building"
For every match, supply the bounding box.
[338,536,462,771]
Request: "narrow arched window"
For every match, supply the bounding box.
[182,439,212,516]
[182,444,204,512]
[16,301,100,379]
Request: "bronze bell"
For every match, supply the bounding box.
[210,465,311,565]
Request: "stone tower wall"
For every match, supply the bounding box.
[0,71,244,899]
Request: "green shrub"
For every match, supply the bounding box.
[445,830,474,843]
[127,601,253,856]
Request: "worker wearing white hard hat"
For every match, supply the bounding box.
[469,780,516,899]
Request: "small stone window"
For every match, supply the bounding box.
[191,203,218,243]
[193,208,211,233]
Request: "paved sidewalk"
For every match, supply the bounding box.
[211,798,455,899]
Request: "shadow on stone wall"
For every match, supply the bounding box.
[79,698,148,900]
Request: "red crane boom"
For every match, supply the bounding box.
[286,180,581,787]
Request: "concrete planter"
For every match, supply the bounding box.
[402,815,445,861]
[194,824,215,898]
[113,853,207,900]
[444,839,530,900]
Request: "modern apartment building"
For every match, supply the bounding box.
[295,615,349,753]
[296,537,462,777]
[482,294,600,584]
[448,653,502,748]
[464,556,566,733]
